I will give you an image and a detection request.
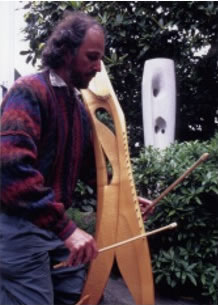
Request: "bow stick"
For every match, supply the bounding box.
[140,152,209,216]
[99,222,177,253]
[53,222,177,269]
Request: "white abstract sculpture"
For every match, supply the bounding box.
[142,58,176,149]
[0,2,15,100]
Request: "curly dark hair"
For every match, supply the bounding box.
[41,11,104,69]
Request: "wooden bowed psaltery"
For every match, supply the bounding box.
[79,62,155,305]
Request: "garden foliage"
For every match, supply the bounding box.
[133,133,218,304]
[22,1,218,155]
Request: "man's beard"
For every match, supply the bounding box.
[70,71,89,89]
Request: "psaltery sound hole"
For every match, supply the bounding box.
[95,108,115,184]
[103,151,113,185]
[95,108,115,134]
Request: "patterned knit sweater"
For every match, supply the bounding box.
[0,70,95,240]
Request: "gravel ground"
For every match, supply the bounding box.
[100,276,205,305]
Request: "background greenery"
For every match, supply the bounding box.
[20,1,218,304]
[133,133,218,305]
[22,1,218,155]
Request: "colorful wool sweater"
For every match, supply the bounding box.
[0,70,95,240]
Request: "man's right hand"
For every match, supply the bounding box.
[64,227,98,266]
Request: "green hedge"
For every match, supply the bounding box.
[133,133,218,304]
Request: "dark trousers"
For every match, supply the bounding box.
[0,213,86,305]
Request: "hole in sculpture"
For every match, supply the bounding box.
[153,88,159,97]
[152,74,161,97]
[154,117,166,134]
[154,125,159,133]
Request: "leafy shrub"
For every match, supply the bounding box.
[73,180,96,213]
[67,180,97,235]
[67,207,96,235]
[133,133,218,304]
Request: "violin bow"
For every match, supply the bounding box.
[140,152,209,217]
[54,222,177,268]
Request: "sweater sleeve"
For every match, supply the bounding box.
[0,80,76,240]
